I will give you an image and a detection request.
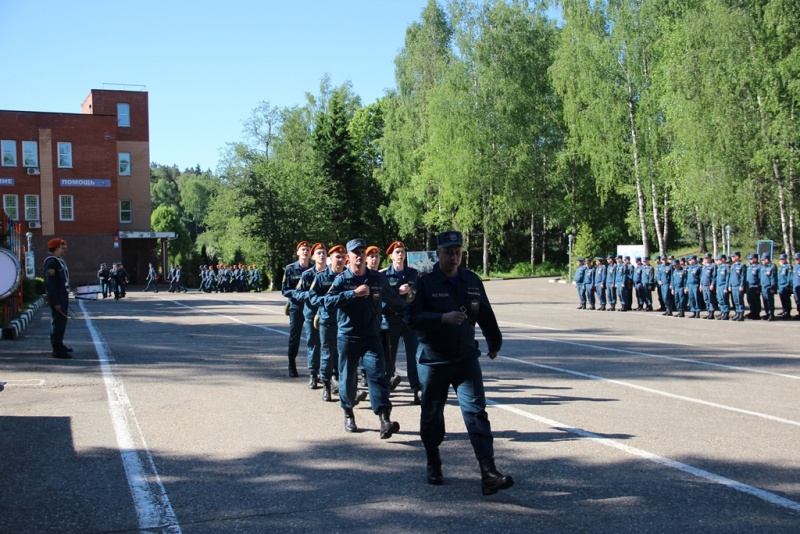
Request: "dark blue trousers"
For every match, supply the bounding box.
[49,302,68,349]
[287,306,305,361]
[387,321,420,389]
[319,320,339,382]
[304,314,321,373]
[338,335,390,414]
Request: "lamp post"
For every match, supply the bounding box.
[24,232,35,280]
[568,233,575,281]
[725,225,731,258]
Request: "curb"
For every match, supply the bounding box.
[2,295,47,340]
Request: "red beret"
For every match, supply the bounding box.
[296,241,310,250]
[310,242,326,254]
[47,238,63,250]
[328,245,345,255]
[386,241,405,255]
[365,245,380,256]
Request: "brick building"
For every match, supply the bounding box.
[1,88,166,285]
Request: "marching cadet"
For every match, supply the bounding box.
[686,255,702,318]
[714,254,730,320]
[583,258,596,310]
[144,262,159,293]
[323,238,405,437]
[701,253,717,319]
[606,256,618,311]
[298,243,328,389]
[670,259,687,317]
[641,256,654,311]
[97,263,111,299]
[777,254,792,318]
[729,251,746,321]
[573,258,587,309]
[382,241,421,402]
[365,245,381,271]
[282,241,313,377]
[759,253,777,321]
[745,253,762,320]
[633,257,644,310]
[308,245,348,402]
[249,265,262,292]
[594,257,607,310]
[793,253,800,319]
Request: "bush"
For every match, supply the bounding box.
[22,277,45,303]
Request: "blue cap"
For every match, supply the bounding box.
[576,257,584,263]
[616,255,623,259]
[624,256,630,261]
[595,256,603,261]
[436,231,463,248]
[795,253,800,260]
[779,253,787,260]
[668,255,675,260]
[635,257,641,262]
[690,255,697,261]
[346,238,367,252]
[606,255,614,260]
[747,253,756,260]
[643,256,650,261]
[672,259,680,265]
[732,251,741,257]
[704,253,712,259]
[717,254,726,260]
[761,252,771,260]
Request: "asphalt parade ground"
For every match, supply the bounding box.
[1,277,799,533]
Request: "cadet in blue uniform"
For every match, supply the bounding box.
[324,238,405,438]
[728,251,746,321]
[777,254,792,318]
[574,258,587,309]
[685,255,702,318]
[298,243,328,388]
[660,256,675,316]
[759,253,777,321]
[606,256,618,311]
[616,256,631,311]
[44,238,72,359]
[640,257,654,311]
[594,257,607,310]
[654,256,665,311]
[745,253,762,319]
[632,258,643,310]
[381,241,421,403]
[670,259,687,317]
[700,254,716,319]
[406,231,513,495]
[714,254,730,320]
[584,260,596,310]
[282,241,313,377]
[793,253,800,319]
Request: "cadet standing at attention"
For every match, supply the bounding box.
[686,255,702,318]
[729,251,746,321]
[670,259,687,317]
[606,256,618,311]
[745,253,762,320]
[759,253,777,321]
[573,258,587,309]
[715,254,731,320]
[640,256,654,311]
[405,231,513,495]
[701,253,717,319]
[777,254,792,318]
[793,253,800,318]
[583,258,596,310]
[594,257,607,311]
[324,238,405,437]
[282,241,313,377]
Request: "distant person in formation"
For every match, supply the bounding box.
[282,242,313,377]
[297,243,328,389]
[573,258,586,309]
[44,238,72,359]
[405,231,513,496]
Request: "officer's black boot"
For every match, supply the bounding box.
[599,305,606,311]
[676,311,685,318]
[707,311,715,320]
[766,313,774,321]
[426,448,443,485]
[288,358,299,378]
[360,369,368,387]
[665,309,673,316]
[308,373,319,390]
[413,387,422,405]
[331,376,339,395]
[321,381,332,402]
[479,458,514,496]
[344,409,357,433]
[379,409,400,439]
[610,304,616,311]
[52,345,72,359]
[354,389,368,406]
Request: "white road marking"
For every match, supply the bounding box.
[78,300,182,533]
[167,299,288,336]
[2,379,46,387]
[488,400,800,514]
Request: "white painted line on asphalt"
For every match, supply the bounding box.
[499,354,800,428]
[489,399,800,514]
[168,299,288,336]
[78,300,182,533]
[2,379,45,387]
[500,324,800,380]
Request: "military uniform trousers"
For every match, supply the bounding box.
[794,285,800,313]
[703,285,716,312]
[576,284,587,306]
[747,287,762,316]
[387,321,420,389]
[287,306,305,361]
[730,286,745,313]
[319,320,339,383]
[778,286,792,314]
[595,284,606,307]
[618,282,629,310]
[687,285,701,313]
[338,335,391,413]
[761,287,775,316]
[607,284,617,306]
[640,284,653,308]
[584,283,595,307]
[418,357,494,462]
[304,314,322,373]
[673,288,687,312]
[50,301,68,349]
[660,284,674,311]
[717,288,731,313]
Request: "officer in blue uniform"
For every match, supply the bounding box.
[381,240,421,403]
[405,231,513,495]
[574,258,587,309]
[633,258,644,310]
[745,253,762,319]
[297,243,328,388]
[640,257,654,311]
[606,256,618,311]
[660,256,675,316]
[777,254,792,318]
[282,241,313,377]
[715,254,730,320]
[616,256,631,311]
[685,255,702,318]
[584,259,596,310]
[654,256,665,311]
[44,238,72,359]
[759,253,777,321]
[324,238,405,438]
[793,253,800,319]
[700,253,717,319]
[728,251,746,321]
[594,257,607,310]
[670,259,687,317]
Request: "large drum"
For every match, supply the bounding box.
[0,248,21,300]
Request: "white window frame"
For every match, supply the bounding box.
[120,199,132,223]
[118,103,130,127]
[59,195,74,221]
[57,142,72,168]
[24,195,40,221]
[22,141,39,168]
[1,140,17,167]
[119,152,131,175]
[3,194,19,219]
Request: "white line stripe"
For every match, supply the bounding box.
[78,300,182,533]
[499,355,800,428]
[488,400,800,514]
[167,300,288,336]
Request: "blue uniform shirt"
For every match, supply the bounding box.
[686,263,702,286]
[282,261,313,310]
[574,264,586,284]
[778,263,791,289]
[641,264,654,285]
[671,267,687,291]
[324,268,405,338]
[760,262,777,290]
[308,266,344,325]
[606,263,617,285]
[381,264,419,328]
[594,264,607,289]
[701,262,716,286]
[716,262,730,290]
[729,261,745,288]
[745,264,761,287]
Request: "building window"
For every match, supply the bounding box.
[119,152,131,175]
[59,195,74,221]
[24,195,40,221]
[118,103,130,127]
[120,200,132,223]
[1,140,16,167]
[22,141,39,168]
[3,194,18,219]
[57,142,72,168]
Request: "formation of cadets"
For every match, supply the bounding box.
[574,251,800,321]
[197,264,262,293]
[96,262,129,300]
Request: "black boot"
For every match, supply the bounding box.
[379,409,400,439]
[479,458,514,496]
[331,377,339,395]
[344,409,357,433]
[426,448,443,485]
[308,373,319,389]
[676,311,685,317]
[354,389,368,406]
[52,346,72,359]
[360,369,368,387]
[288,359,299,378]
[599,305,606,311]
[322,381,332,402]
[413,387,422,406]
[665,310,673,316]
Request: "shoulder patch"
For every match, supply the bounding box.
[48,268,56,276]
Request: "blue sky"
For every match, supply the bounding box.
[1,0,436,172]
